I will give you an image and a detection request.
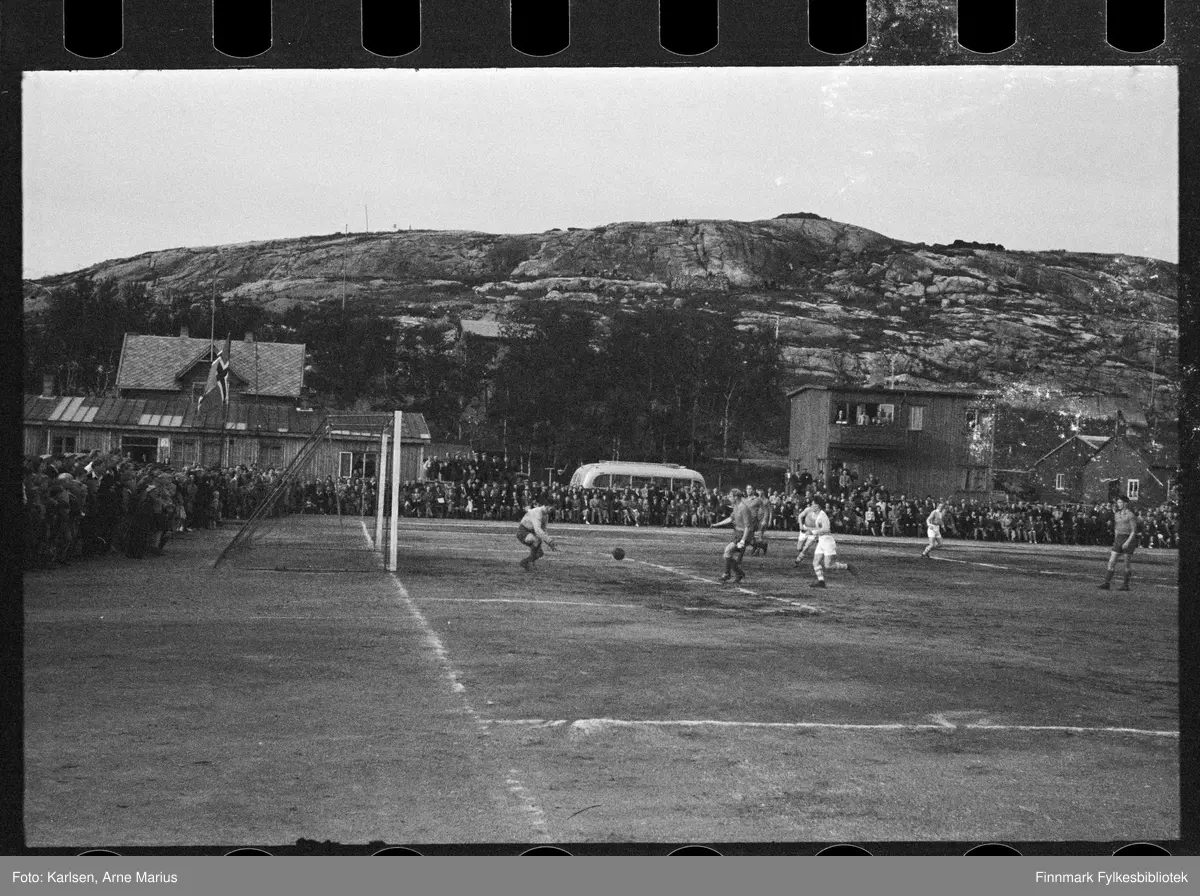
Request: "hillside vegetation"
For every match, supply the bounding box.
[24,215,1179,470]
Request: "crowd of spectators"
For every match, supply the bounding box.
[23,450,288,570]
[25,449,1178,572]
[354,456,1179,550]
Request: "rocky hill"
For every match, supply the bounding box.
[24,214,1178,428]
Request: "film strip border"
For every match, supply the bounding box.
[9,0,1181,66]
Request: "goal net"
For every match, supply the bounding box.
[214,412,408,573]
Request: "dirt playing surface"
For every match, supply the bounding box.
[24,516,1179,848]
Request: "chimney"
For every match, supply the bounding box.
[179,324,189,338]
[41,373,55,398]
[244,331,255,343]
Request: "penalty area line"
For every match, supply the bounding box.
[486,718,1178,738]
[358,521,553,841]
[417,597,642,610]
[630,557,805,607]
[931,555,1176,589]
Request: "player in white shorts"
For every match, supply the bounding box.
[795,498,820,565]
[808,498,857,588]
[921,503,945,559]
[516,500,557,571]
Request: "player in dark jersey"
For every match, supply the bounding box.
[1097,495,1138,591]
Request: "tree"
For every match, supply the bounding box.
[598,301,786,463]
[296,305,395,408]
[489,300,604,467]
[391,321,498,438]
[28,277,138,395]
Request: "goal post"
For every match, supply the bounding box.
[388,410,402,571]
[213,412,398,573]
[374,425,388,552]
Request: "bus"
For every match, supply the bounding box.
[568,461,706,491]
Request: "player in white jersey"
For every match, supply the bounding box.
[795,498,820,565]
[921,503,946,559]
[808,498,857,588]
[516,501,557,571]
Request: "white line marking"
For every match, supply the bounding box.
[486,717,1178,738]
[362,524,552,841]
[932,554,1176,589]
[505,774,550,831]
[630,557,805,607]
[417,597,641,610]
[246,616,407,621]
[934,557,1011,570]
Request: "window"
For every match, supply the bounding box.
[593,474,610,488]
[259,441,283,469]
[338,450,378,478]
[1127,479,1140,500]
[361,452,378,478]
[877,404,895,425]
[48,432,77,455]
[630,476,651,488]
[852,403,887,425]
[833,402,851,424]
[908,406,925,431]
[1054,472,1066,491]
[174,438,199,466]
[120,434,161,464]
[964,468,989,491]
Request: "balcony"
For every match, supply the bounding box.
[828,422,907,450]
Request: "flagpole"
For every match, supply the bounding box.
[221,333,232,469]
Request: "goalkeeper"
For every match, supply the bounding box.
[517,500,557,572]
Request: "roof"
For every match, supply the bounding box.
[115,334,306,398]
[786,384,983,400]
[1030,434,1110,469]
[1077,435,1111,451]
[23,394,431,441]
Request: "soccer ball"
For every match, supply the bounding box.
[612,547,626,561]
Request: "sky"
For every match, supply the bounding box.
[22,66,1177,279]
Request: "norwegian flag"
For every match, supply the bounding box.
[199,334,232,410]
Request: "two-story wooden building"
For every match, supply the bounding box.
[23,330,431,480]
[787,385,994,499]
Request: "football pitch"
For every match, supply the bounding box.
[23,515,1179,849]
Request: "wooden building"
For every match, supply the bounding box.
[787,385,994,500]
[1025,434,1168,506]
[24,330,431,480]
[114,331,306,405]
